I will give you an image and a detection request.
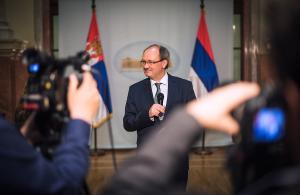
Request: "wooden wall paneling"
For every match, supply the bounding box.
[0,44,28,122]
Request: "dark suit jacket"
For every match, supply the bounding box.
[123,74,196,147]
[0,117,90,195]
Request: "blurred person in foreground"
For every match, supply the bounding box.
[0,72,99,195]
[101,0,300,194]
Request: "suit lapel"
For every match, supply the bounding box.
[143,78,155,105]
[166,74,176,111]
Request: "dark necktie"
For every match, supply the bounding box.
[154,83,161,104]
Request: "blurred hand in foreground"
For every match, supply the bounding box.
[68,72,100,124]
[186,82,260,135]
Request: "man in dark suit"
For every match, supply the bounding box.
[0,73,100,195]
[123,44,196,189]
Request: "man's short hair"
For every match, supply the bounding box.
[143,44,170,69]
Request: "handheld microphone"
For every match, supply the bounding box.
[157,93,164,105]
[157,93,164,118]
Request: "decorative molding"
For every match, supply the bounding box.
[0,39,27,57]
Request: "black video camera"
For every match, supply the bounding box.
[20,48,90,158]
[228,84,289,193]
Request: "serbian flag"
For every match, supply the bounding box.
[189,8,219,98]
[85,8,112,128]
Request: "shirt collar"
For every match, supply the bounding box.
[150,73,168,86]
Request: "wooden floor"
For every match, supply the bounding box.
[87,147,232,195]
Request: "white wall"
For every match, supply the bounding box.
[59,0,233,148]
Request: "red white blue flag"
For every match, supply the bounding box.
[85,9,112,127]
[189,8,219,97]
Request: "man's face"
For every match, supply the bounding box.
[142,47,167,81]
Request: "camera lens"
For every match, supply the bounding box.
[253,107,285,142]
[28,63,40,74]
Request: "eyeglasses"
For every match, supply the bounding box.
[140,59,164,66]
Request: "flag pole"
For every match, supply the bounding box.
[92,0,95,9]
[195,0,213,156]
[107,119,118,171]
[200,0,204,9]
[89,0,106,157]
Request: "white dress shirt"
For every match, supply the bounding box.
[150,73,168,107]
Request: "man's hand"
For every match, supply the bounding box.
[67,72,100,124]
[149,104,165,118]
[186,82,260,135]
